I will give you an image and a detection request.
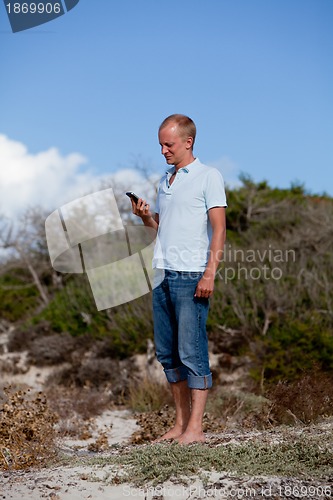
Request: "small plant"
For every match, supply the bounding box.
[87,432,333,486]
[87,432,109,452]
[0,386,58,470]
[127,378,172,413]
[47,386,111,419]
[266,371,333,424]
[206,387,271,429]
[29,332,76,366]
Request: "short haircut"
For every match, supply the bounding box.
[159,114,196,147]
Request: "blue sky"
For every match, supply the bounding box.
[0,0,332,219]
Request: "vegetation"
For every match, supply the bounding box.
[0,386,57,470]
[0,177,332,388]
[79,432,333,486]
[127,377,172,413]
[120,438,333,485]
[1,177,333,479]
[209,177,333,386]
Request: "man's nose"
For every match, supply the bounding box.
[161,145,168,155]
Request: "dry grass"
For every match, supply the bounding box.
[205,370,333,429]
[1,363,332,474]
[45,385,112,421]
[44,385,113,440]
[127,377,172,413]
[128,370,333,445]
[266,371,333,424]
[206,387,271,429]
[0,386,58,470]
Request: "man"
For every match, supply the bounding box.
[131,114,227,444]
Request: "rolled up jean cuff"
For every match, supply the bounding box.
[164,366,188,384]
[188,372,213,390]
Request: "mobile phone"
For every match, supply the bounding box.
[126,191,140,204]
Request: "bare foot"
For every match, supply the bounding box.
[175,430,206,445]
[152,425,185,443]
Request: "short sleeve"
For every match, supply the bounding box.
[204,168,227,210]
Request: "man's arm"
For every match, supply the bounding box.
[131,198,159,231]
[194,207,226,299]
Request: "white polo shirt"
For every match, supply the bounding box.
[153,158,227,272]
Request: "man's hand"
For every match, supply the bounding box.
[131,198,152,220]
[194,206,226,298]
[131,198,159,231]
[194,273,215,299]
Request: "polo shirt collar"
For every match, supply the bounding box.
[165,158,200,175]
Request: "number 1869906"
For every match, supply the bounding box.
[6,3,62,14]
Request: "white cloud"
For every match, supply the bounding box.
[108,168,159,198]
[209,155,241,189]
[0,135,157,222]
[1,135,241,226]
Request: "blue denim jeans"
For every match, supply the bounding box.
[153,270,212,390]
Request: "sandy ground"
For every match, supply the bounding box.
[2,420,333,500]
[1,407,138,500]
[1,334,332,499]
[2,458,332,500]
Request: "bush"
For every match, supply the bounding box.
[266,370,333,424]
[45,354,136,404]
[31,274,154,359]
[254,318,333,383]
[45,386,111,421]
[206,386,271,429]
[29,332,76,366]
[0,271,40,322]
[7,321,52,352]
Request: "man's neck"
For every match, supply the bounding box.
[174,155,196,172]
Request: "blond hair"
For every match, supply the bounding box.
[159,114,196,147]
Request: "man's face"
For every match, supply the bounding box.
[158,123,193,168]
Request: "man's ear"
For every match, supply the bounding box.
[185,136,194,150]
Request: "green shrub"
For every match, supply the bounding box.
[0,271,40,322]
[29,274,154,358]
[254,318,333,383]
